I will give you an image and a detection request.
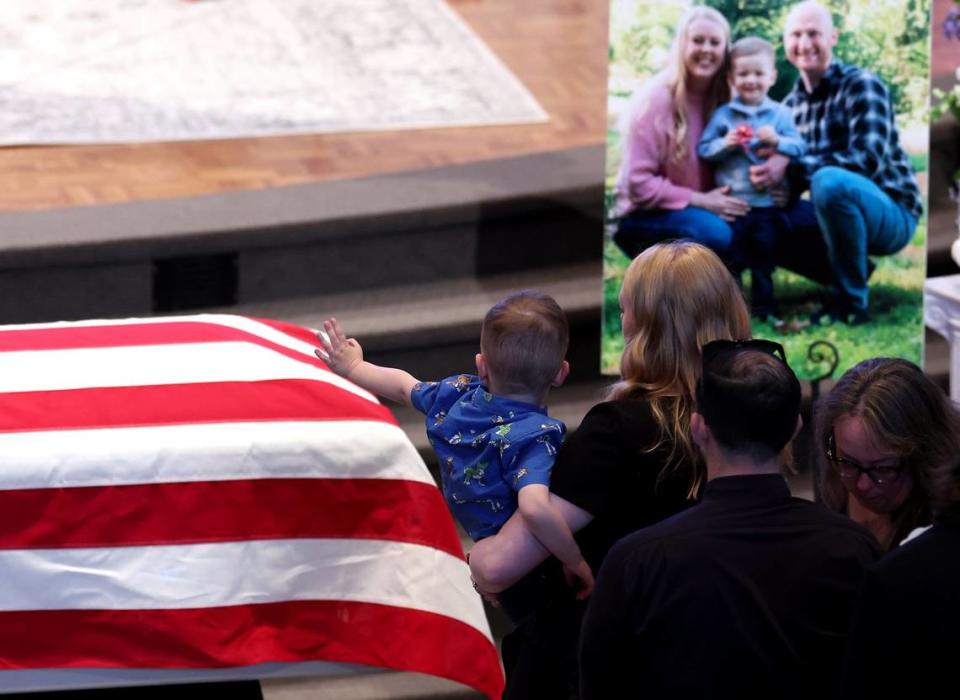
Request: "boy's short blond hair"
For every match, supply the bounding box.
[480,290,569,396]
[729,36,775,66]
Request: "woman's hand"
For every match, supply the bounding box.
[689,186,749,222]
[467,553,502,607]
[469,494,594,593]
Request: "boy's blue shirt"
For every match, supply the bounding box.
[410,374,565,541]
[697,96,806,207]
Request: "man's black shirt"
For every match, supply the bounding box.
[580,474,881,699]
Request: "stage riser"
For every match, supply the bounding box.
[0,218,600,324]
[238,207,601,302]
[0,147,604,324]
[0,262,151,324]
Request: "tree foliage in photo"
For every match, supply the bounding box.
[609,0,930,120]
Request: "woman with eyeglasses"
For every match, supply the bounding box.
[814,357,959,550]
[468,240,751,698]
[842,380,960,697]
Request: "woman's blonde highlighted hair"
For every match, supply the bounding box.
[662,5,730,164]
[610,241,750,496]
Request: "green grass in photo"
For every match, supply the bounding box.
[601,224,926,382]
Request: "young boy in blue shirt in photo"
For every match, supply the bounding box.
[698,37,805,322]
[316,290,592,606]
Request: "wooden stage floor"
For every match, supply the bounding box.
[0,0,608,213]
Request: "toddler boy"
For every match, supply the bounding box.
[698,36,806,322]
[316,290,592,601]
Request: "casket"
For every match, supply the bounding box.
[0,314,502,698]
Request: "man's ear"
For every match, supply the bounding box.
[475,353,488,380]
[691,411,711,450]
[551,360,570,388]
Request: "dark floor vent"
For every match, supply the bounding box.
[152,253,238,312]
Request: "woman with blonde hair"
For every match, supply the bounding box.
[469,241,751,698]
[613,5,749,260]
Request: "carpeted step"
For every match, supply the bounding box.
[0,147,603,324]
[213,260,602,377]
[203,261,608,465]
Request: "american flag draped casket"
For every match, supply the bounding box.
[0,313,503,698]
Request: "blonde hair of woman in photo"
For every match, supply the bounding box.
[658,4,732,164]
[469,241,751,699]
[613,6,749,260]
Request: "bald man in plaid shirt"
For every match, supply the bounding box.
[750,1,921,325]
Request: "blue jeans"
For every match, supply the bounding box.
[809,167,917,311]
[730,207,785,315]
[613,206,734,261]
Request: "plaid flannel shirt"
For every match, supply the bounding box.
[783,60,922,220]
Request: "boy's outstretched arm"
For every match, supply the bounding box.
[316,318,419,406]
[517,483,594,599]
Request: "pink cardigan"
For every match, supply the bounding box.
[615,83,713,217]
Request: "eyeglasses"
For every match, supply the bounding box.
[825,432,903,485]
[702,339,788,366]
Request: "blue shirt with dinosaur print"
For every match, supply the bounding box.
[411,374,565,540]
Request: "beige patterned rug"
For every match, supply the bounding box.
[0,0,547,145]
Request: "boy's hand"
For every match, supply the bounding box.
[723,130,740,149]
[733,123,753,148]
[756,125,778,147]
[316,318,363,377]
[562,558,594,600]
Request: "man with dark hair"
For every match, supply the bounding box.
[580,341,881,699]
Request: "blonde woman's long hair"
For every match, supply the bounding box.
[623,6,730,166]
[609,241,750,497]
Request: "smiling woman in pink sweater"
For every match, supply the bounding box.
[613,6,748,260]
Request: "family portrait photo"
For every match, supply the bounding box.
[602,0,930,380]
